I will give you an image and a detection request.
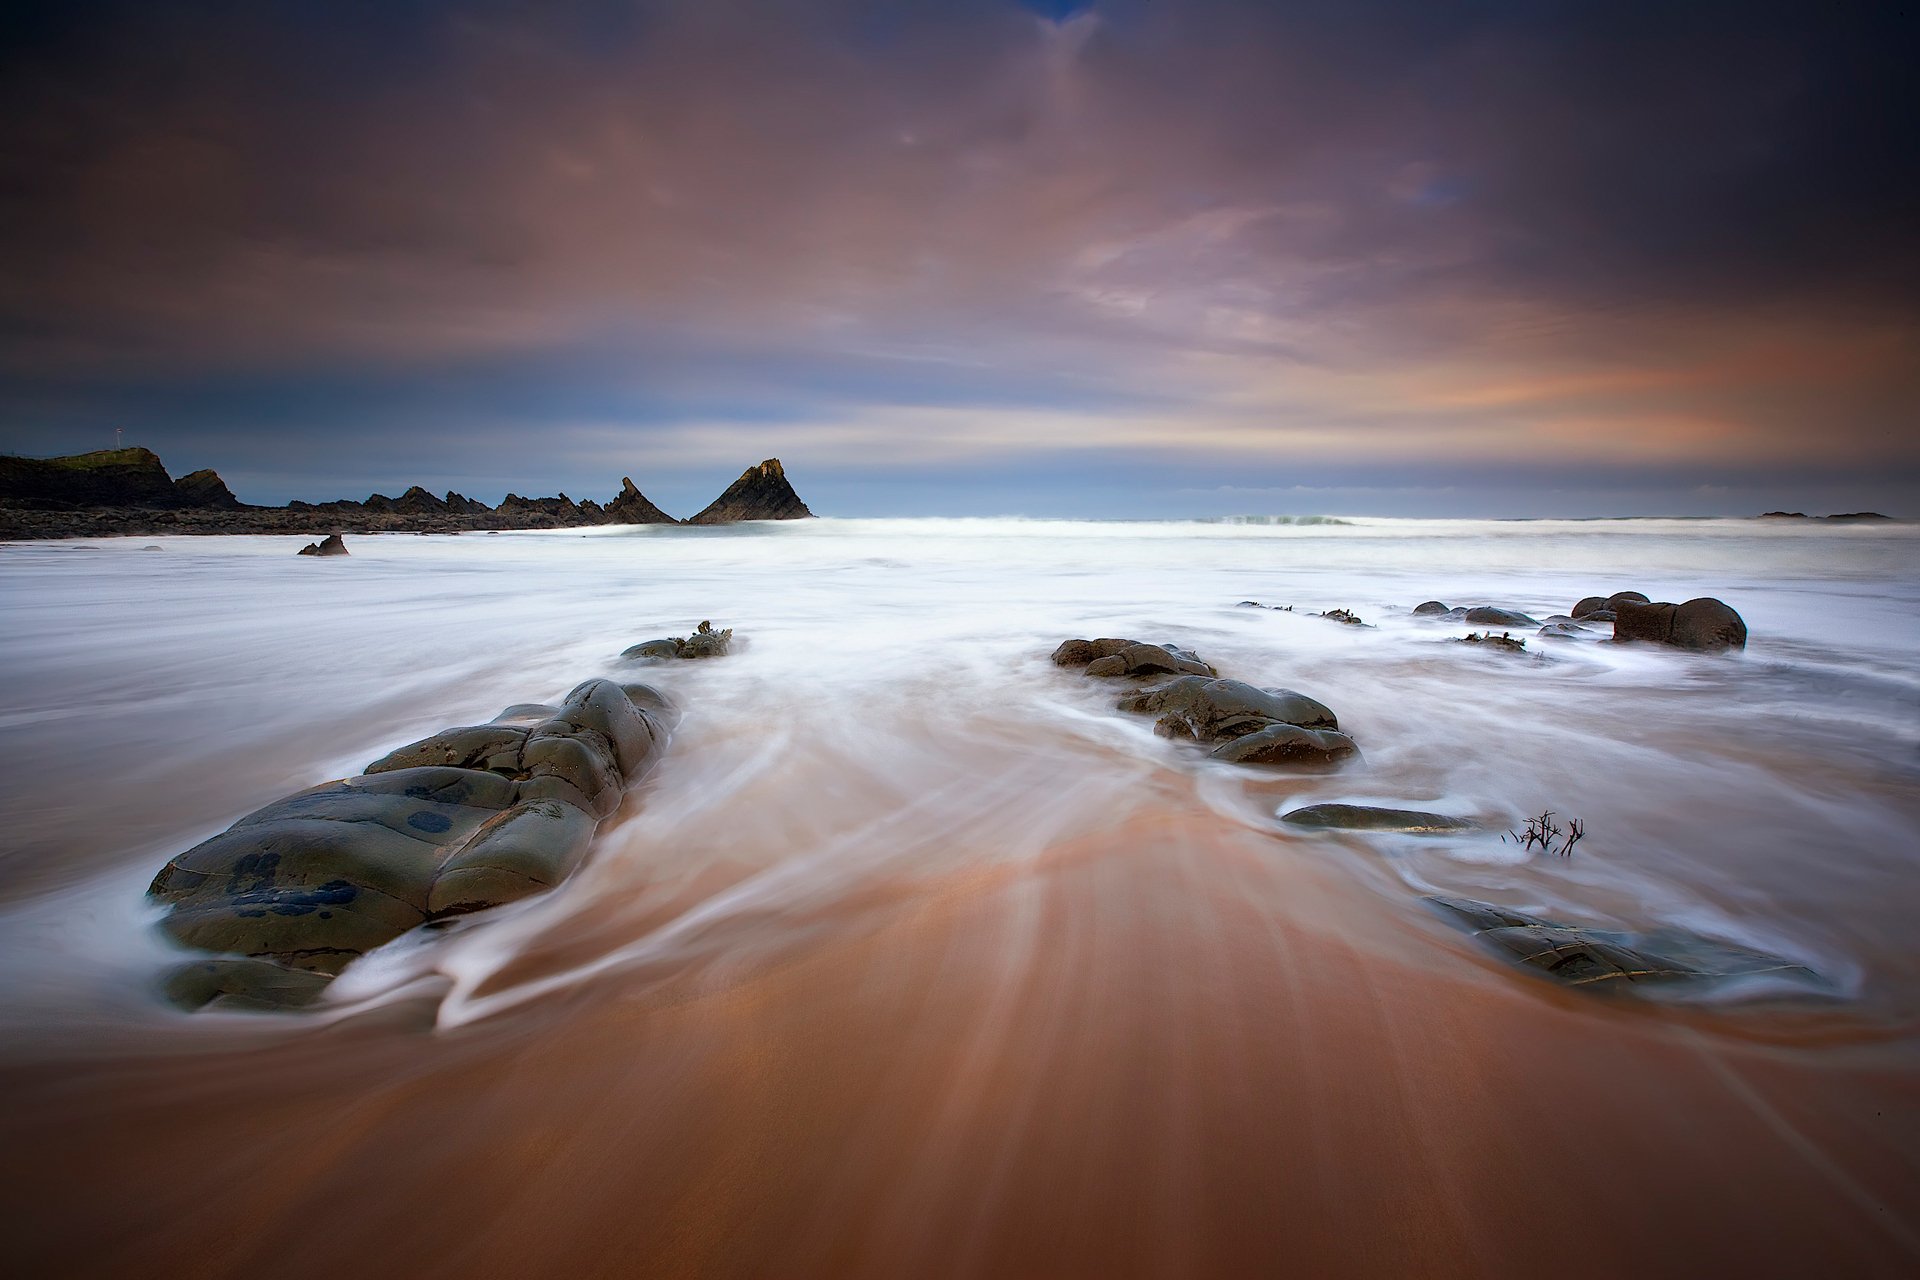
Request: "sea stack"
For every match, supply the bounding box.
[607,477,676,524]
[686,458,813,524]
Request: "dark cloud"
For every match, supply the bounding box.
[1,1,1914,514]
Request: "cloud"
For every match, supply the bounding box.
[0,0,1915,514]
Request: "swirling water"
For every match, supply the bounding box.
[1,517,1916,1276]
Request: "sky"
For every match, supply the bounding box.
[1,0,1916,518]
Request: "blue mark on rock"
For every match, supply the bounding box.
[408,810,453,834]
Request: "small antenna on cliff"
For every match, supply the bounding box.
[115,427,123,449]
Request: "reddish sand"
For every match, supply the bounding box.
[5,800,1917,1279]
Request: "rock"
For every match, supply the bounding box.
[606,477,676,524]
[1606,590,1649,609]
[1051,638,1133,666]
[444,490,492,515]
[1536,622,1592,640]
[1462,606,1536,627]
[685,458,813,524]
[622,620,735,661]
[1613,597,1747,651]
[1210,724,1358,765]
[1425,896,1816,993]
[1571,596,1609,619]
[1759,511,1808,520]
[1281,804,1477,833]
[1412,601,1451,616]
[147,680,675,999]
[172,468,242,509]
[296,534,349,556]
[161,956,335,1012]
[1456,631,1527,653]
[1083,642,1215,679]
[1116,675,1358,766]
[1320,608,1366,626]
[1121,676,1337,736]
[1826,512,1890,521]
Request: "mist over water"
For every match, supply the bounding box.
[3,517,1917,1276]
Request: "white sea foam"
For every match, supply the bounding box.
[0,516,1915,1039]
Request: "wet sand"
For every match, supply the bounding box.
[3,523,1918,1276]
[6,794,1917,1278]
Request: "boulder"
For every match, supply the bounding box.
[296,533,348,557]
[1282,804,1477,833]
[1613,597,1747,651]
[1571,596,1608,619]
[1051,638,1134,667]
[1320,608,1366,626]
[1210,725,1358,765]
[160,956,335,1012]
[1083,642,1215,679]
[1412,601,1451,616]
[1120,676,1337,736]
[685,458,814,524]
[1426,896,1815,993]
[1116,675,1357,767]
[1536,622,1592,640]
[622,620,735,661]
[1462,606,1537,627]
[147,680,675,998]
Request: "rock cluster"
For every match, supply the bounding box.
[1,449,818,538]
[1410,601,1538,627]
[623,620,735,661]
[146,676,675,1011]
[1054,639,1356,766]
[1426,896,1815,993]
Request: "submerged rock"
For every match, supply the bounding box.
[1426,896,1815,993]
[1210,724,1357,765]
[1320,608,1367,626]
[1456,631,1528,654]
[1116,675,1357,767]
[146,679,675,1002]
[1412,601,1451,616]
[1282,804,1477,833]
[296,533,348,557]
[1462,606,1537,627]
[622,620,735,661]
[1052,638,1215,678]
[1613,597,1747,651]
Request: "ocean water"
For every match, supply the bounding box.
[2,517,1917,1276]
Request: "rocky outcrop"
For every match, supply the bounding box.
[686,459,813,524]
[1426,896,1815,994]
[1613,597,1747,651]
[607,478,676,525]
[622,620,734,661]
[296,534,349,557]
[147,676,676,1010]
[1282,804,1477,833]
[1456,631,1527,653]
[172,469,241,509]
[1,447,204,509]
[391,486,449,516]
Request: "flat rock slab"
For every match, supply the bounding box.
[1426,895,1817,994]
[1282,804,1478,834]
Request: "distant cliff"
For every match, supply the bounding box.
[685,459,815,524]
[0,448,813,538]
[0,448,237,511]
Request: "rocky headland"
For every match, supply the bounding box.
[0,448,815,539]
